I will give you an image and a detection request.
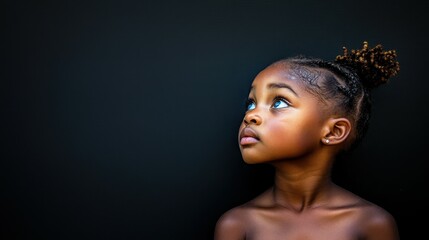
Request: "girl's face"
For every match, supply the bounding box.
[238,64,330,164]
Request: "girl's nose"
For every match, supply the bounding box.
[243,113,262,125]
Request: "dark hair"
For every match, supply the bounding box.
[271,41,400,150]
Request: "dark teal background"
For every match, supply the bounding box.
[3,0,427,239]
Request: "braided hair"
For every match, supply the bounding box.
[271,41,400,150]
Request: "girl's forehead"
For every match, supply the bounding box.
[250,65,303,90]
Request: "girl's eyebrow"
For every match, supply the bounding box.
[267,83,299,97]
[249,83,299,97]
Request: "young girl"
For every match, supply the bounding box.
[214,41,400,240]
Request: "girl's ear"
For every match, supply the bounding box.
[321,118,351,145]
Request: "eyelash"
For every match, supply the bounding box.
[244,96,291,110]
[245,98,255,111]
[273,96,290,104]
[272,96,291,109]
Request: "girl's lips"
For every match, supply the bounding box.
[239,127,260,145]
[240,136,259,145]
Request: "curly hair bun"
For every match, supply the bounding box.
[335,41,400,89]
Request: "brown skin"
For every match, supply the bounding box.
[214,64,399,240]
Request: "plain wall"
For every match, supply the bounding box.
[3,0,428,239]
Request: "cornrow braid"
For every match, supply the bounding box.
[271,41,400,150]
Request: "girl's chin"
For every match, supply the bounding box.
[241,157,268,165]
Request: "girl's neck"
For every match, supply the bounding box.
[272,166,334,212]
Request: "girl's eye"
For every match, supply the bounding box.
[272,98,289,109]
[246,99,256,111]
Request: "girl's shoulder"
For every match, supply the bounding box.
[214,189,274,240]
[332,187,399,239]
[213,204,249,240]
[214,197,267,231]
[354,199,399,238]
[333,185,396,221]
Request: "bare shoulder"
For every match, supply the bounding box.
[214,189,273,240]
[358,201,400,240]
[214,204,249,240]
[333,186,400,239]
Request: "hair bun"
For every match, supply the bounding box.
[335,41,400,89]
